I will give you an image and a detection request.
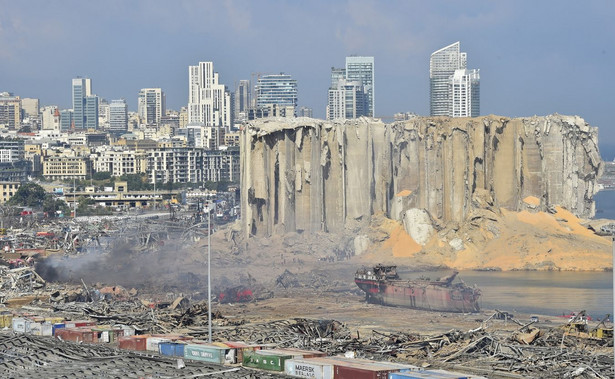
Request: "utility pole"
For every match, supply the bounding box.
[73,177,77,218]
[207,206,212,343]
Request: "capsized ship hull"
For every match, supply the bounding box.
[355,265,481,313]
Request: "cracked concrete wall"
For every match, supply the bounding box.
[241,115,602,237]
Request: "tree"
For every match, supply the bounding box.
[42,196,70,217]
[75,196,112,216]
[120,173,151,191]
[7,182,47,207]
[93,172,112,180]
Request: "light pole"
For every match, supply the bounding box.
[73,177,77,218]
[207,207,212,343]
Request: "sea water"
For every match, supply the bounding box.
[402,270,613,319]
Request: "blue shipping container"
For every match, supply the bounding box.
[159,342,185,357]
[52,323,65,336]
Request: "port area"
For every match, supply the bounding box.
[0,214,612,378]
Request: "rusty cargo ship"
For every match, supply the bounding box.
[355,265,481,313]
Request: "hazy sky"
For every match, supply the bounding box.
[2,1,614,156]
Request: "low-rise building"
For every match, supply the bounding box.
[0,182,20,203]
[42,156,92,180]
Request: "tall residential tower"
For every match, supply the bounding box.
[72,77,98,129]
[255,73,298,112]
[138,88,166,125]
[429,42,479,117]
[188,62,231,129]
[345,56,374,117]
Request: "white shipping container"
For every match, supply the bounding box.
[146,337,170,352]
[284,358,334,379]
[28,321,42,336]
[40,323,53,336]
[117,325,135,336]
[12,318,26,333]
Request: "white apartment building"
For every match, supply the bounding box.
[327,79,365,120]
[41,106,61,131]
[188,62,231,129]
[90,148,147,177]
[449,69,480,117]
[430,41,480,117]
[148,148,204,184]
[138,88,166,125]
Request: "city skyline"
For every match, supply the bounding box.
[1,1,614,155]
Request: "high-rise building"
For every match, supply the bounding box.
[327,79,366,120]
[345,56,374,117]
[60,109,73,130]
[138,88,166,125]
[233,80,251,124]
[21,98,40,128]
[109,99,128,135]
[297,106,313,118]
[84,95,99,129]
[98,99,110,130]
[188,62,231,129]
[255,74,298,114]
[72,77,92,129]
[0,93,21,130]
[449,69,480,117]
[429,41,479,117]
[41,106,61,131]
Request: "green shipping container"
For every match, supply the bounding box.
[183,344,226,364]
[243,350,292,372]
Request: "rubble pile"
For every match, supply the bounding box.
[0,333,287,378]
[44,297,227,335]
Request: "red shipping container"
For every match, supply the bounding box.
[74,321,97,327]
[333,364,394,379]
[118,335,149,351]
[151,333,193,342]
[55,327,98,344]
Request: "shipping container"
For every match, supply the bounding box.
[222,341,262,363]
[27,320,54,336]
[308,357,396,379]
[267,347,327,359]
[65,320,96,328]
[158,342,186,357]
[183,344,227,365]
[55,327,97,343]
[116,324,135,336]
[151,333,193,342]
[11,317,26,333]
[28,321,42,335]
[389,371,470,379]
[243,350,292,372]
[284,358,334,379]
[330,357,422,373]
[146,336,170,352]
[118,335,149,351]
[0,314,14,328]
[92,327,124,343]
[333,364,395,379]
[44,317,64,324]
[52,323,65,336]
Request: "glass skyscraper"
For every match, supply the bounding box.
[109,99,128,135]
[430,41,480,117]
[72,77,92,129]
[255,74,298,109]
[345,56,375,117]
